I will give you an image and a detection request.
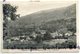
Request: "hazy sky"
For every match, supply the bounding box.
[5,0,77,16]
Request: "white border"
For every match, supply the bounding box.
[0,0,80,53]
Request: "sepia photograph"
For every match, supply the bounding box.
[2,0,77,52]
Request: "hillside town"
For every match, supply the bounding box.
[4,26,76,49]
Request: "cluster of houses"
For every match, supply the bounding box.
[5,28,76,44]
[50,31,74,38]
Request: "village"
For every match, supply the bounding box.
[4,26,76,49]
[5,28,75,42]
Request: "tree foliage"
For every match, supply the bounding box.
[43,31,53,40]
[3,4,19,20]
[3,4,20,39]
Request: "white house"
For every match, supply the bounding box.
[65,31,73,36]
[58,33,63,36]
[26,36,31,41]
[20,39,25,42]
[31,32,37,38]
[39,30,46,35]
[11,37,19,41]
[6,39,11,43]
[74,33,76,36]
[50,31,59,38]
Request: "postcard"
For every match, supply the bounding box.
[1,0,79,53]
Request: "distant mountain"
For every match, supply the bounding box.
[12,4,76,25]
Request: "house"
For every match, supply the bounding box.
[39,30,46,35]
[65,31,73,36]
[20,39,25,42]
[31,32,37,38]
[26,36,31,41]
[74,33,76,36]
[6,39,11,43]
[50,31,59,38]
[11,37,19,41]
[58,33,63,37]
[19,35,26,40]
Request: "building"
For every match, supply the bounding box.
[39,30,46,35]
[31,31,37,38]
[11,37,19,41]
[50,31,59,38]
[65,31,73,37]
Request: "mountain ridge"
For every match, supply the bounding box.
[10,3,76,27]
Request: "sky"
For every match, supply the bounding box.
[4,0,77,16]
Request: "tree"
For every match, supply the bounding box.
[3,4,20,40]
[34,34,43,43]
[43,31,53,40]
[67,23,76,33]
